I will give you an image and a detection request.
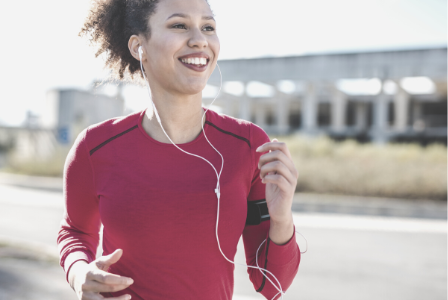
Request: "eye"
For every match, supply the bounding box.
[172,24,187,29]
[202,26,215,32]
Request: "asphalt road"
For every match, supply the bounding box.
[0,184,446,300]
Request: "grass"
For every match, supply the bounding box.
[2,145,70,178]
[270,134,447,201]
[1,134,446,201]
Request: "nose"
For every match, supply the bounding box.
[187,27,208,49]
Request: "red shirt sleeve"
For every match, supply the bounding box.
[57,128,101,283]
[242,123,301,300]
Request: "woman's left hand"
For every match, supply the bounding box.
[256,138,299,223]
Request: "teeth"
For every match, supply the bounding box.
[181,57,208,66]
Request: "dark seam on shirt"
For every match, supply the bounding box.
[205,121,251,148]
[256,237,271,293]
[90,125,138,156]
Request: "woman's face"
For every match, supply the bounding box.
[142,0,219,96]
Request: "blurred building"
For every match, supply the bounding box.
[0,87,124,164]
[0,47,446,164]
[40,88,125,144]
[207,47,447,145]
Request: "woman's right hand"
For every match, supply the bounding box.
[69,249,133,300]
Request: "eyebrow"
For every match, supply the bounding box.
[166,13,215,21]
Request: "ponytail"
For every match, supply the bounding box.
[79,0,159,81]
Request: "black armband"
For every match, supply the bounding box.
[246,199,270,225]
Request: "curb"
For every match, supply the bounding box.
[0,172,446,220]
[0,235,59,262]
[293,192,447,220]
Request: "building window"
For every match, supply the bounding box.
[367,102,373,127]
[388,101,395,126]
[346,101,356,126]
[422,100,447,128]
[317,103,331,127]
[266,109,275,125]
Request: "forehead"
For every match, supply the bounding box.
[154,0,213,20]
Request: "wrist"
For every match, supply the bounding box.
[269,214,294,245]
[68,260,88,290]
[270,211,293,227]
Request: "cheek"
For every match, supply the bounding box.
[151,35,180,66]
[210,36,220,58]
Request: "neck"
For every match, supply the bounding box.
[142,88,206,144]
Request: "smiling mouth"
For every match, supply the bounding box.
[178,57,209,67]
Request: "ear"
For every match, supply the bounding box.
[128,35,144,61]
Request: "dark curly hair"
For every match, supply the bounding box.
[80,0,211,83]
[80,0,160,82]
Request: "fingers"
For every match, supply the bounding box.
[256,139,292,160]
[83,279,133,293]
[105,295,132,300]
[257,149,297,178]
[262,172,291,191]
[97,249,123,270]
[256,139,299,187]
[88,269,134,286]
[259,160,297,186]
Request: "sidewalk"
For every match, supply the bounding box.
[292,192,447,220]
[0,172,446,219]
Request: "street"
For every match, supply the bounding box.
[0,184,446,300]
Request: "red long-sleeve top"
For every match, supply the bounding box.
[57,107,300,300]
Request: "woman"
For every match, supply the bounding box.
[57,0,301,299]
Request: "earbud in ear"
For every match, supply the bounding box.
[138,46,143,59]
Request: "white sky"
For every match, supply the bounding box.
[0,0,446,126]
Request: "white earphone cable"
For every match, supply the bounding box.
[138,47,306,300]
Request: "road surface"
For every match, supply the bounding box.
[0,184,446,300]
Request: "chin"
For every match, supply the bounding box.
[181,80,208,95]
